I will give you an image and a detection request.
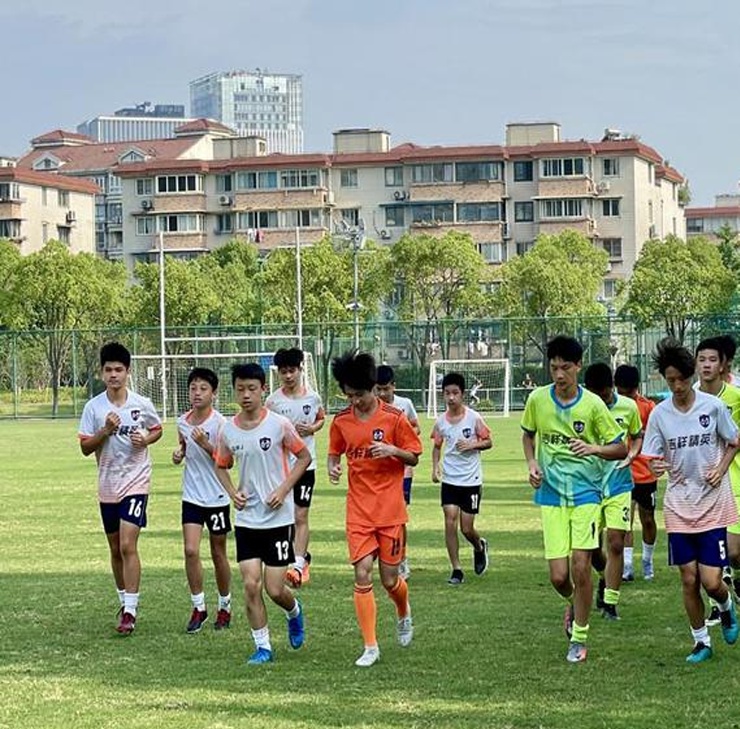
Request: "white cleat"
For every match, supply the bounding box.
[355,646,380,667]
[397,614,414,647]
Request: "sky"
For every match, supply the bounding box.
[1,0,738,206]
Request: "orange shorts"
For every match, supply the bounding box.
[347,523,405,565]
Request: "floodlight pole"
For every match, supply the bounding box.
[158,231,168,421]
[296,226,303,350]
[352,231,360,350]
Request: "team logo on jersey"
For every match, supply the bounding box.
[259,437,272,451]
[302,404,311,415]
[699,414,710,428]
[462,427,473,438]
[131,409,141,421]
[615,417,624,426]
[573,420,585,434]
[372,429,385,441]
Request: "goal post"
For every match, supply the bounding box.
[427,358,511,419]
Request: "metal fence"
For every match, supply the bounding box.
[1,314,738,419]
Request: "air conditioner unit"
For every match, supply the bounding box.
[218,194,233,206]
[596,181,611,194]
[379,229,391,240]
[66,210,76,223]
[393,190,408,201]
[141,199,153,211]
[502,222,511,239]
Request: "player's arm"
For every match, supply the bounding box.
[328,453,342,483]
[521,429,543,488]
[458,417,492,452]
[267,446,311,509]
[131,425,163,449]
[191,426,214,456]
[79,411,120,456]
[172,433,187,465]
[431,442,442,483]
[368,441,419,466]
[311,407,326,434]
[569,438,627,461]
[706,441,740,487]
[213,438,246,509]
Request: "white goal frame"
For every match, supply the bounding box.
[426,358,511,418]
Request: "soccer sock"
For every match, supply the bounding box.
[294,555,306,571]
[123,592,139,617]
[353,584,378,648]
[604,588,620,606]
[623,547,634,571]
[559,589,574,605]
[251,625,272,651]
[571,622,589,644]
[691,625,711,647]
[384,577,410,618]
[719,595,733,612]
[191,592,206,611]
[642,541,655,564]
[116,588,125,607]
[286,599,301,619]
[218,593,232,612]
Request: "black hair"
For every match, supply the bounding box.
[696,337,725,361]
[546,336,583,364]
[231,362,266,387]
[100,342,131,369]
[187,367,218,391]
[331,350,377,392]
[614,364,640,391]
[717,335,737,362]
[273,347,304,369]
[653,337,695,378]
[441,372,466,392]
[376,365,395,386]
[584,362,613,392]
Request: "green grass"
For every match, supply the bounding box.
[1,417,737,729]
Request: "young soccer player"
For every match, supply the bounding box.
[328,351,423,667]
[614,364,658,581]
[78,342,163,635]
[642,338,739,663]
[375,364,421,580]
[431,372,492,585]
[469,378,483,407]
[172,367,232,633]
[214,363,311,665]
[584,362,644,620]
[718,335,740,386]
[266,348,325,587]
[521,336,626,663]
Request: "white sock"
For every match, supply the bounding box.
[294,555,306,571]
[286,600,301,619]
[623,547,633,570]
[124,592,139,617]
[719,595,733,612]
[642,541,655,563]
[116,588,125,607]
[252,626,271,651]
[191,592,206,611]
[691,625,711,647]
[218,593,232,612]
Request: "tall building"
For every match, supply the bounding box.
[190,70,303,154]
[77,102,191,143]
[686,194,740,239]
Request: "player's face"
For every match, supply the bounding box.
[188,378,214,409]
[664,366,692,397]
[278,365,301,390]
[549,357,581,394]
[101,361,128,391]
[234,378,264,412]
[375,382,395,404]
[616,385,635,398]
[697,349,723,383]
[343,386,375,413]
[594,386,614,407]
[443,385,464,408]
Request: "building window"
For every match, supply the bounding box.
[108,175,122,194]
[215,213,233,234]
[0,220,20,238]
[156,175,203,193]
[236,171,277,190]
[602,279,618,299]
[340,169,358,188]
[340,208,360,226]
[513,161,534,182]
[411,203,454,224]
[108,203,123,224]
[57,225,71,244]
[237,210,279,229]
[478,242,504,263]
[541,158,585,178]
[516,240,534,256]
[136,217,156,235]
[457,203,502,222]
[281,209,321,228]
[602,158,620,177]
[601,238,622,260]
[216,175,233,193]
[514,201,534,222]
[385,166,403,186]
[0,183,20,201]
[648,200,654,223]
[540,199,584,218]
[602,199,620,217]
[280,169,320,188]
[58,190,70,207]
[136,179,153,196]
[385,205,405,227]
[455,162,501,183]
[686,219,704,233]
[156,214,203,232]
[411,163,453,184]
[42,187,48,206]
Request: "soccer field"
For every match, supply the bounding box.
[1,417,737,729]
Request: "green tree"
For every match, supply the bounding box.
[0,239,22,329]
[622,235,735,341]
[716,224,740,279]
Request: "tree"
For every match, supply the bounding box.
[716,224,740,279]
[622,235,735,341]
[0,239,22,329]
[494,230,609,366]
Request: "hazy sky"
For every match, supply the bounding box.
[1,0,737,205]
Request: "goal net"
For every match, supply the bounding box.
[426,358,510,418]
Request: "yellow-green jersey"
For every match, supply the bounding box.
[718,383,740,497]
[601,394,642,498]
[521,384,625,507]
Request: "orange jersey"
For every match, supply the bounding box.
[631,394,656,484]
[329,399,423,528]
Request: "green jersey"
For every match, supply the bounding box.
[717,383,740,496]
[602,394,643,498]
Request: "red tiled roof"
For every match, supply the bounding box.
[116,154,333,176]
[0,168,99,194]
[656,163,684,184]
[685,206,740,218]
[174,118,235,135]
[30,129,93,146]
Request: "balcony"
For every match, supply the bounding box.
[410,181,505,203]
[536,178,594,198]
[233,188,329,209]
[538,219,597,237]
[150,194,208,213]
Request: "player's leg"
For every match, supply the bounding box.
[182,502,208,633]
[727,502,740,597]
[398,476,413,580]
[207,505,233,630]
[239,555,273,664]
[443,503,463,583]
[698,529,738,647]
[459,486,488,576]
[101,503,125,612]
[115,495,147,635]
[623,498,637,581]
[378,526,412,647]
[541,506,576,642]
[637,483,658,580]
[601,493,630,620]
[287,472,315,587]
[351,533,380,666]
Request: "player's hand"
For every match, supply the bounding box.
[569,438,597,457]
[528,460,543,489]
[192,427,209,450]
[266,489,286,509]
[172,448,184,465]
[295,422,313,437]
[649,458,670,477]
[705,468,723,488]
[368,442,395,459]
[616,454,634,470]
[130,429,148,448]
[232,491,247,510]
[432,467,441,484]
[104,412,121,435]
[329,463,342,483]
[456,438,477,452]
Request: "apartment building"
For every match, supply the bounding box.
[0,166,98,254]
[77,103,191,143]
[685,194,740,240]
[115,123,685,300]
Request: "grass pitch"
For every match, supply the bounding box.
[1,416,738,729]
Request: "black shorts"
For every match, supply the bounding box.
[235,524,295,566]
[441,483,482,515]
[100,495,148,534]
[293,470,316,508]
[632,482,657,512]
[181,501,232,534]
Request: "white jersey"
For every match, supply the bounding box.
[78,390,162,503]
[642,390,739,533]
[391,394,419,478]
[265,387,323,470]
[177,408,228,508]
[431,406,491,487]
[215,408,305,529]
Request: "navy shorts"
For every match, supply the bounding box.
[235,524,295,566]
[181,501,232,534]
[668,527,729,568]
[100,495,148,535]
[441,483,482,515]
[632,482,657,512]
[403,477,413,505]
[293,470,316,508]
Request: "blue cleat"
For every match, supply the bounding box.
[721,602,739,645]
[566,641,588,663]
[685,642,712,664]
[247,647,274,665]
[287,602,305,649]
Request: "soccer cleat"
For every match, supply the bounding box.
[287,603,305,649]
[247,647,274,665]
[706,606,722,627]
[285,567,303,589]
[301,561,311,585]
[214,609,231,630]
[116,611,136,635]
[398,558,410,581]
[602,603,620,621]
[563,604,575,640]
[354,646,380,667]
[397,611,413,647]
[447,569,464,585]
[473,538,489,576]
[566,641,588,663]
[622,569,635,582]
[685,642,713,664]
[186,608,208,634]
[642,560,655,581]
[722,566,733,586]
[596,577,606,610]
[720,602,739,645]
